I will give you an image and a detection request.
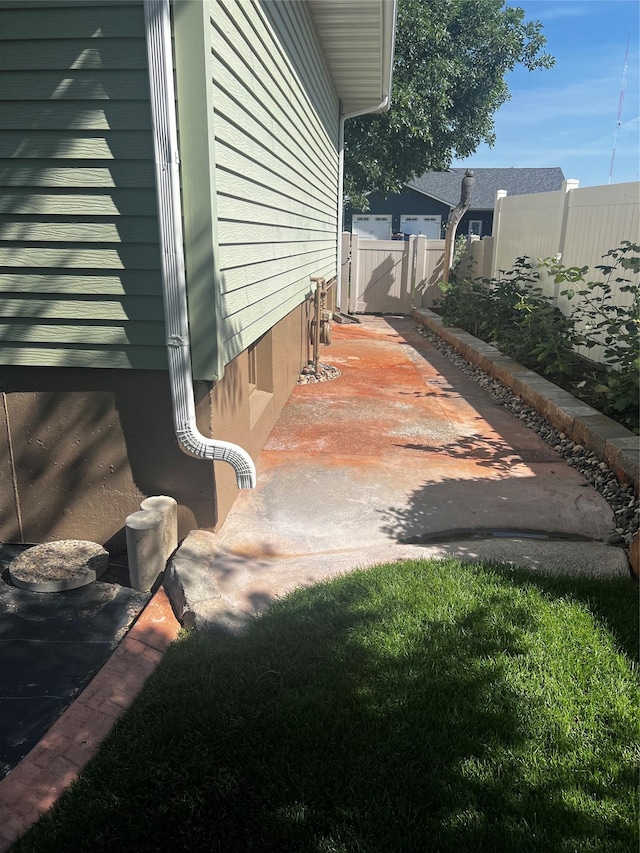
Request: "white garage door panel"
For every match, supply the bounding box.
[353,215,392,240]
[400,215,441,238]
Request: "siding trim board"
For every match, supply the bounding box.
[0,320,164,344]
[172,0,226,381]
[1,3,149,38]
[0,41,151,71]
[0,131,155,159]
[0,271,165,296]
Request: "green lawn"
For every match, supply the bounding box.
[15,558,639,853]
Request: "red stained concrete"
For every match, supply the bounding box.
[211,316,627,613]
[266,318,561,465]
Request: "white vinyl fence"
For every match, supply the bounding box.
[457,180,640,363]
[341,233,444,315]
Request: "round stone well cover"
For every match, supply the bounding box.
[8,540,109,592]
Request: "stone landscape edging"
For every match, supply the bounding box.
[412,308,639,493]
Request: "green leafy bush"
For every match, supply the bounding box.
[439,242,640,433]
[543,241,640,428]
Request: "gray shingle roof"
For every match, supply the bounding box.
[407,167,565,209]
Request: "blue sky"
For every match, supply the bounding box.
[451,0,640,187]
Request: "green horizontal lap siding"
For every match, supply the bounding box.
[0,0,165,370]
[210,0,340,362]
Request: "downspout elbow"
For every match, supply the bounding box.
[167,339,256,489]
[175,422,256,490]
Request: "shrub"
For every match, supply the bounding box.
[438,242,640,433]
[441,257,580,377]
[542,241,640,430]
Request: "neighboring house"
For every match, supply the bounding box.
[346,167,566,240]
[0,0,396,547]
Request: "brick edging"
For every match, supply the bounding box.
[0,588,181,852]
[412,308,639,492]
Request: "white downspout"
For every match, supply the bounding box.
[143,0,255,490]
[337,99,389,312]
[336,0,397,310]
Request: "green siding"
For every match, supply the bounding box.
[210,0,340,363]
[0,0,165,370]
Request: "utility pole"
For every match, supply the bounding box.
[609,34,629,184]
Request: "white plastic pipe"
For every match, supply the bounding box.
[337,0,398,310]
[143,0,255,490]
[337,102,389,313]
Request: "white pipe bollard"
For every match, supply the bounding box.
[140,495,178,560]
[126,509,165,591]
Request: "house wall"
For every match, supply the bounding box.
[209,0,340,366]
[0,0,165,370]
[346,189,450,235]
[209,296,313,519]
[346,188,493,238]
[0,366,215,549]
[0,0,333,548]
[458,210,493,239]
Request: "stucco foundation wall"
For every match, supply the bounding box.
[0,369,217,550]
[0,299,312,549]
[209,298,313,526]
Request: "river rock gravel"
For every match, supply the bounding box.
[297,360,341,384]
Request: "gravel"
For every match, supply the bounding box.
[416,324,639,547]
[297,360,341,384]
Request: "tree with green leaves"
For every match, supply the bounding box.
[345,0,554,209]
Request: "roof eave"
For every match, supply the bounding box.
[308,0,397,118]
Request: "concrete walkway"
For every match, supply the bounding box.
[171,316,629,629]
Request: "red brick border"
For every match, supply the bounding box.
[0,588,180,851]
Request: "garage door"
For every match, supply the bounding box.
[352,214,392,241]
[400,215,441,238]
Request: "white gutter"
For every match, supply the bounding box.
[143,0,256,489]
